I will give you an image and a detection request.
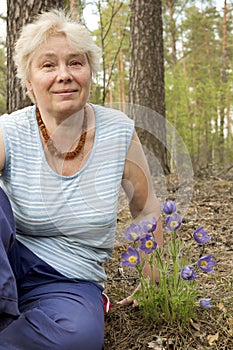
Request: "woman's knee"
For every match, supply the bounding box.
[37,297,104,350]
[0,307,104,350]
[0,188,15,250]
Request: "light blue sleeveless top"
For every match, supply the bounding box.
[0,104,134,285]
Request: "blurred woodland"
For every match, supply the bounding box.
[1,0,233,173]
[0,2,232,349]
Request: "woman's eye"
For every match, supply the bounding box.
[70,60,82,66]
[42,62,54,69]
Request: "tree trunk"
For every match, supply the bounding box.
[69,0,83,21]
[219,0,227,164]
[167,0,177,64]
[129,0,169,175]
[7,0,64,113]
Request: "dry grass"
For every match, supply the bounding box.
[104,175,233,349]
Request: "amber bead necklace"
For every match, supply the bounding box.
[36,106,87,161]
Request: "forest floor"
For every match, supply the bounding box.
[103,173,233,350]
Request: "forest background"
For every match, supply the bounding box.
[0,0,232,175]
[0,2,232,348]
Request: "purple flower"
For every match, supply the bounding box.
[124,223,142,242]
[180,265,197,280]
[198,254,216,273]
[139,234,158,254]
[166,213,182,231]
[140,216,157,234]
[121,246,140,268]
[162,200,176,214]
[193,227,211,244]
[199,298,212,309]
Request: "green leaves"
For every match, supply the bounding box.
[120,199,215,326]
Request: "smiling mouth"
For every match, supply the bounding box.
[54,90,78,94]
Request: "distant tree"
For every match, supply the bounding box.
[7,0,64,113]
[174,3,226,171]
[219,0,227,163]
[163,0,233,172]
[129,0,169,174]
[69,0,84,21]
[167,0,177,65]
[94,0,130,106]
[0,43,7,114]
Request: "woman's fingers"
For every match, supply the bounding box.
[117,296,139,307]
[117,283,141,307]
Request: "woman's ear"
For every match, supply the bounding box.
[25,80,36,103]
[26,80,32,91]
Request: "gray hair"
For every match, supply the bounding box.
[14,9,101,101]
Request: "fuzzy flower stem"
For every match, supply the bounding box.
[136,255,148,296]
[154,249,170,319]
[149,254,155,285]
[199,244,205,259]
[171,232,180,292]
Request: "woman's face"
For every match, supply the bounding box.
[26,34,92,118]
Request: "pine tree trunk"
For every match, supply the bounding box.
[219,0,227,164]
[167,0,177,64]
[7,0,64,113]
[69,0,83,21]
[129,0,169,175]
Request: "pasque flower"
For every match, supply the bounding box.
[140,216,157,234]
[199,298,212,309]
[120,201,215,325]
[198,254,216,273]
[193,227,211,244]
[121,246,140,268]
[181,265,197,280]
[166,212,182,231]
[139,234,158,254]
[162,200,176,215]
[124,223,142,242]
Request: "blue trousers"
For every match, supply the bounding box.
[0,188,104,349]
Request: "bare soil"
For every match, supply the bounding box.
[103,175,233,350]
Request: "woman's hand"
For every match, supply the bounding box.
[117,284,141,307]
[117,263,160,307]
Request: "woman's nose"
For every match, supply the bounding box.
[57,66,73,82]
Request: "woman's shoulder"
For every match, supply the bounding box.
[91,104,134,126]
[0,105,35,125]
[0,106,35,121]
[0,106,36,142]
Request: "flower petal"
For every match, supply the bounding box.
[198,254,216,273]
[121,246,140,268]
[139,234,158,254]
[166,213,182,231]
[181,265,196,280]
[200,298,212,309]
[193,227,211,244]
[162,200,176,214]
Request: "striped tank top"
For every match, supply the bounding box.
[0,104,134,285]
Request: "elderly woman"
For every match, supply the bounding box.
[0,10,162,350]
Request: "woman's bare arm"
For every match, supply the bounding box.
[122,131,163,245]
[0,127,6,172]
[118,131,163,306]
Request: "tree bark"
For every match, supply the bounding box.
[7,0,64,113]
[69,0,83,21]
[167,0,177,64]
[219,0,227,163]
[129,0,169,175]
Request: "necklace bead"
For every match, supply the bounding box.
[36,107,87,160]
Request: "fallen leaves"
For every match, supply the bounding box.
[147,341,165,350]
[207,332,219,345]
[104,176,233,350]
[189,318,201,331]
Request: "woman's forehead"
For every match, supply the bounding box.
[36,52,87,60]
[32,35,87,60]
